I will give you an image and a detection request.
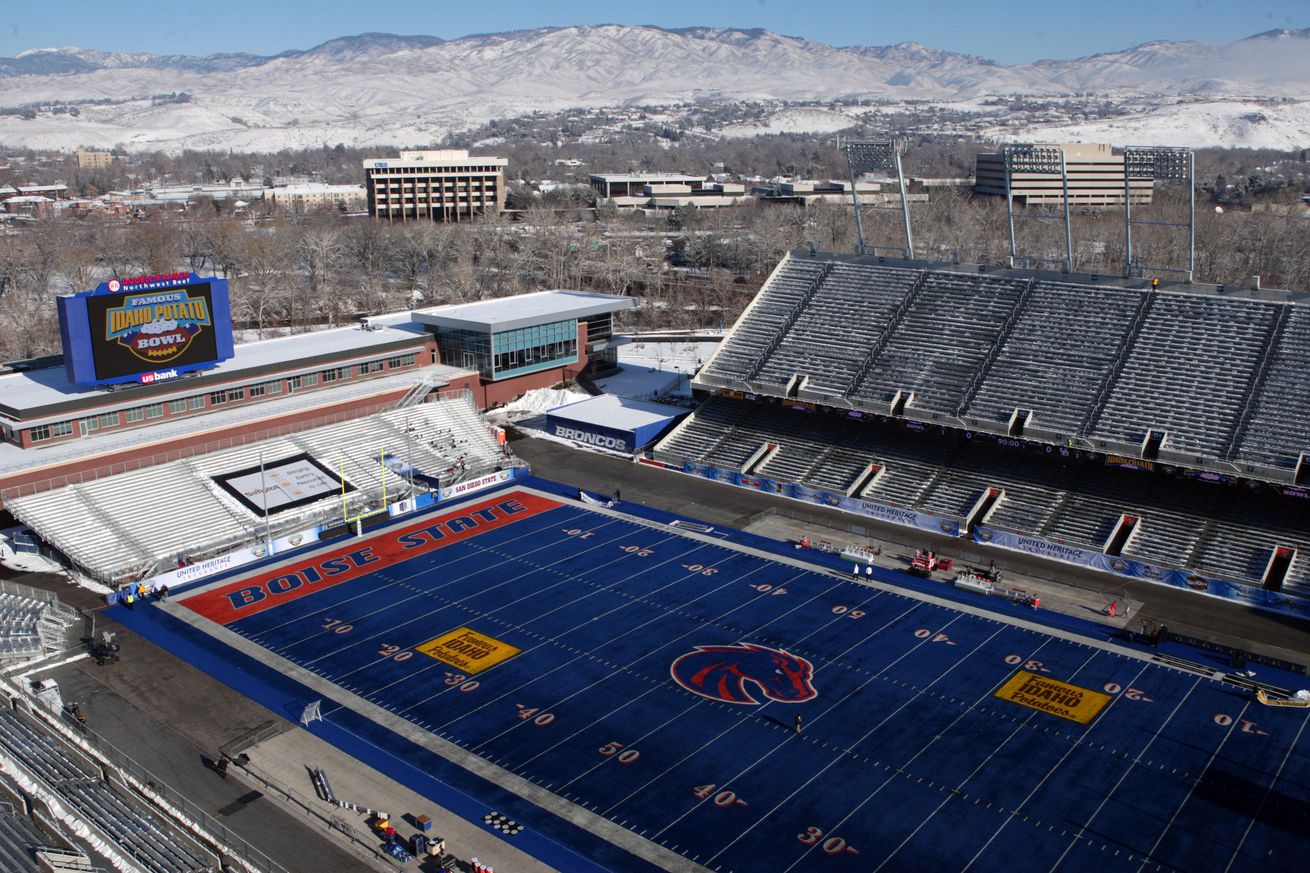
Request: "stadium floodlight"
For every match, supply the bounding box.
[1002,145,1065,175]
[1002,144,1073,273]
[1124,146,1191,181]
[1122,145,1195,282]
[840,138,914,259]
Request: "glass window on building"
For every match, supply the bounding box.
[29,424,50,442]
[188,395,205,410]
[100,411,121,427]
[146,403,164,419]
[168,398,188,415]
[126,407,146,422]
[489,319,578,378]
[434,327,493,378]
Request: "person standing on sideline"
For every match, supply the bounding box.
[1108,600,1118,617]
[794,714,803,735]
[124,591,134,611]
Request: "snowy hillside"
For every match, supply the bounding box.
[0,25,1306,153]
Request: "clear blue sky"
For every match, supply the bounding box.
[1,0,1305,64]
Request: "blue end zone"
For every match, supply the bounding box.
[115,477,1310,873]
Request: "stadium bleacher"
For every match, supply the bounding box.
[657,388,1310,598]
[1233,304,1310,470]
[963,280,1145,433]
[7,393,515,583]
[847,271,1031,413]
[696,253,1309,477]
[1087,294,1280,458]
[0,710,210,873]
[0,589,79,662]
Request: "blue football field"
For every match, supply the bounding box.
[120,480,1310,872]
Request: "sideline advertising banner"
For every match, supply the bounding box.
[677,462,962,538]
[129,524,321,596]
[973,524,1310,620]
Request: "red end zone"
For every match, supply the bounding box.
[183,490,560,625]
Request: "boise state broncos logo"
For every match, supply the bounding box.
[670,643,817,705]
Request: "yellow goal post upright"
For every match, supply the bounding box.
[339,449,390,536]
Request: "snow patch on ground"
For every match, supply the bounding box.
[718,107,861,139]
[487,387,590,420]
[597,339,720,400]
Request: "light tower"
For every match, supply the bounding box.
[1001,144,1073,273]
[1122,145,1195,282]
[840,138,913,259]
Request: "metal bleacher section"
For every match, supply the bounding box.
[7,392,513,583]
[1231,304,1310,470]
[1086,294,1281,459]
[963,281,1145,433]
[848,272,1031,412]
[0,587,79,662]
[0,708,210,873]
[653,396,1310,596]
[695,252,1310,481]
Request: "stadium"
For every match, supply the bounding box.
[0,143,1306,873]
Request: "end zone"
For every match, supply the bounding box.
[183,490,560,624]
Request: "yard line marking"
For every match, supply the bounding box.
[863,649,1119,873]
[1044,673,1199,872]
[599,591,905,818]
[1221,710,1310,873]
[703,618,1003,865]
[1134,700,1253,873]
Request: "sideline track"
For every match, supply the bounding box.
[110,477,1310,873]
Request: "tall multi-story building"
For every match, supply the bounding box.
[974,143,1153,206]
[267,184,367,214]
[363,149,508,221]
[76,149,113,170]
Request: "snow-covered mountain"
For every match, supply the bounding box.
[0,25,1306,153]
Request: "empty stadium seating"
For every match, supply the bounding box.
[847,272,1030,413]
[0,710,210,873]
[1089,294,1280,458]
[696,253,1310,473]
[700,258,830,386]
[0,801,51,872]
[7,394,511,582]
[965,281,1144,433]
[653,394,1310,597]
[1234,305,1310,470]
[0,590,78,661]
[753,263,923,396]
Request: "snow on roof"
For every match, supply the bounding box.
[0,310,432,416]
[413,290,634,333]
[546,393,686,430]
[589,172,704,183]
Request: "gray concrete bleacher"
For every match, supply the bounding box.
[1090,294,1279,457]
[848,272,1029,413]
[7,395,508,583]
[754,263,921,396]
[0,590,79,662]
[0,802,50,872]
[0,710,210,873]
[1193,492,1310,596]
[1234,305,1310,470]
[700,258,829,386]
[655,394,1310,600]
[965,281,1143,433]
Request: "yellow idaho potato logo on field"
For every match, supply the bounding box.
[417,627,521,674]
[995,671,1112,724]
